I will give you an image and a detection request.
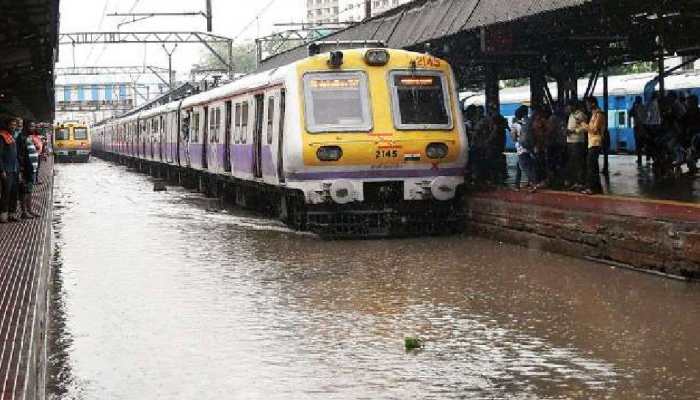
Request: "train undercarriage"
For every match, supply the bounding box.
[97,152,465,239]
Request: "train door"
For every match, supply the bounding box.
[224,101,232,172]
[202,106,209,169]
[253,94,264,178]
[159,115,164,161]
[277,89,286,183]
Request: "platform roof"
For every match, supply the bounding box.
[0,0,60,122]
[259,0,700,89]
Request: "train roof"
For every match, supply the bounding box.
[464,69,700,106]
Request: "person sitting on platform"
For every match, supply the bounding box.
[0,118,22,223]
[582,97,604,195]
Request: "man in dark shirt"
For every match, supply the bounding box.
[682,95,700,174]
[0,118,21,222]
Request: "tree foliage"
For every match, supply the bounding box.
[199,41,257,75]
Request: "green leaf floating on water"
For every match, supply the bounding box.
[404,337,423,351]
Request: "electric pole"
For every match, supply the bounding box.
[364,0,372,20]
[206,0,213,32]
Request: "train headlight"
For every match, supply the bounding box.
[426,143,448,159]
[430,177,455,201]
[330,180,355,204]
[316,146,343,162]
[364,49,390,66]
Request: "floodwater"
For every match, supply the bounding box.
[49,158,700,400]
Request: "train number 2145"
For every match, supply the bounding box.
[376,149,398,159]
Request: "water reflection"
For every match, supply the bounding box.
[49,159,700,399]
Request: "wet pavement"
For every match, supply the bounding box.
[505,154,700,203]
[49,158,700,399]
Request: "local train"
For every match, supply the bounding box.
[54,121,92,162]
[92,48,469,237]
[464,70,700,153]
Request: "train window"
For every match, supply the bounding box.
[192,112,200,142]
[241,101,249,144]
[56,128,69,140]
[303,71,371,133]
[618,111,626,126]
[267,97,275,145]
[209,108,216,143]
[74,127,88,140]
[215,108,221,143]
[389,71,452,130]
[234,103,241,143]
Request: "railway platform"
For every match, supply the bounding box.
[0,156,54,400]
[467,158,700,280]
[504,154,700,203]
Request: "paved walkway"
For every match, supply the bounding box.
[505,154,700,204]
[0,156,53,400]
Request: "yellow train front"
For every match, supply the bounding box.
[286,48,469,237]
[53,121,91,162]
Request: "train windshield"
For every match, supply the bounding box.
[303,71,372,132]
[55,128,69,140]
[390,71,452,130]
[74,127,88,140]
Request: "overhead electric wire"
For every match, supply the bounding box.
[86,0,112,63]
[232,0,279,42]
[93,0,143,65]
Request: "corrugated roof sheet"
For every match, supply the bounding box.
[260,0,591,70]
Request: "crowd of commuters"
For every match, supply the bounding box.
[465,91,700,195]
[0,117,45,223]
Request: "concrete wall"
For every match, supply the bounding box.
[465,190,700,280]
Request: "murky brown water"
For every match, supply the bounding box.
[49,158,700,399]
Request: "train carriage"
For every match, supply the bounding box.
[94,47,469,237]
[54,121,91,162]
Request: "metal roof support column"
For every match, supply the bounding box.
[530,67,545,111]
[602,54,610,177]
[484,63,500,114]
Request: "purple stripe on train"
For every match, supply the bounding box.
[286,167,464,181]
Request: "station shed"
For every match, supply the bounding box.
[260,0,700,173]
[0,0,60,122]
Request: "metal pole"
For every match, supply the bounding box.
[658,48,665,96]
[228,40,234,79]
[206,0,213,32]
[168,52,173,91]
[364,0,372,20]
[603,56,609,176]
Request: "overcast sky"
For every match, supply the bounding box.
[57,0,305,78]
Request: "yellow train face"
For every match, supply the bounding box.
[54,122,91,159]
[296,49,464,169]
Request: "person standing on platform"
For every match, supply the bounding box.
[530,108,549,189]
[485,103,509,185]
[629,96,648,166]
[510,105,535,190]
[582,97,605,195]
[0,118,21,223]
[28,122,43,183]
[565,100,588,190]
[17,121,40,219]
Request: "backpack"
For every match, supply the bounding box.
[517,118,534,150]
